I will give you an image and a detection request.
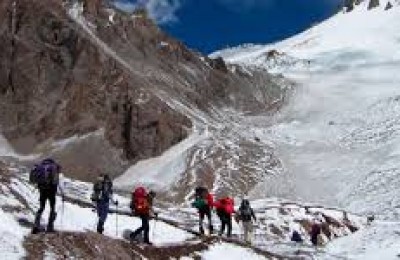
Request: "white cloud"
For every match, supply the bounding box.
[114,0,182,24]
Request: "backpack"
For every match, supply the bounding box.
[91,179,113,202]
[239,200,253,222]
[224,197,235,215]
[195,187,208,199]
[193,186,209,210]
[131,187,149,215]
[216,197,234,215]
[29,159,60,187]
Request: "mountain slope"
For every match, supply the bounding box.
[212,3,400,258]
[0,0,288,199]
[214,0,400,219]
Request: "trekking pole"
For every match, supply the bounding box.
[115,202,119,237]
[152,214,157,240]
[61,197,65,229]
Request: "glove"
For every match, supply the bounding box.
[114,200,119,206]
[154,212,159,218]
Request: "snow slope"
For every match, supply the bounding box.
[114,130,208,191]
[0,134,16,157]
[216,0,400,219]
[214,3,400,259]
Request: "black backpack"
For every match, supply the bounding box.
[239,200,253,222]
[195,186,208,199]
[91,179,113,202]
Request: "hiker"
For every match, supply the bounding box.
[191,186,214,235]
[236,199,256,243]
[129,187,157,245]
[29,158,64,234]
[309,221,322,246]
[291,230,303,243]
[215,197,235,237]
[91,174,118,234]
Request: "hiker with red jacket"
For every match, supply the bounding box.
[215,197,235,237]
[130,187,157,245]
[192,186,214,235]
[29,158,64,234]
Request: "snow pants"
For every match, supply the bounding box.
[242,221,253,243]
[199,207,213,234]
[34,186,57,231]
[96,201,110,234]
[131,214,150,243]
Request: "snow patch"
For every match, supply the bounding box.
[114,130,208,191]
[202,243,265,260]
[0,134,16,157]
[0,208,26,259]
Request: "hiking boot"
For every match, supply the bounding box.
[209,225,214,234]
[129,232,137,241]
[47,222,55,233]
[199,226,205,235]
[144,241,153,246]
[32,227,41,234]
[46,226,55,233]
[97,226,104,234]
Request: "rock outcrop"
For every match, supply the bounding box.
[368,0,380,9]
[0,0,284,182]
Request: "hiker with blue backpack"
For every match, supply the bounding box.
[91,174,118,234]
[29,158,64,234]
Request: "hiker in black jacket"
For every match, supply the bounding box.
[91,175,118,234]
[236,199,256,243]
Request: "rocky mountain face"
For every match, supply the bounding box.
[0,0,286,196]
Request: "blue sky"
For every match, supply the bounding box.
[115,0,342,54]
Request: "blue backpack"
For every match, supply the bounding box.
[29,158,61,187]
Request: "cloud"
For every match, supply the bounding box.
[114,0,183,24]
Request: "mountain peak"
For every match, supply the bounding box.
[344,0,399,12]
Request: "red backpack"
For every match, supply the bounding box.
[131,187,149,215]
[224,197,235,215]
[206,193,214,208]
[215,197,234,215]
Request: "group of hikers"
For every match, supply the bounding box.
[29,158,322,246]
[191,186,257,243]
[29,158,157,244]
